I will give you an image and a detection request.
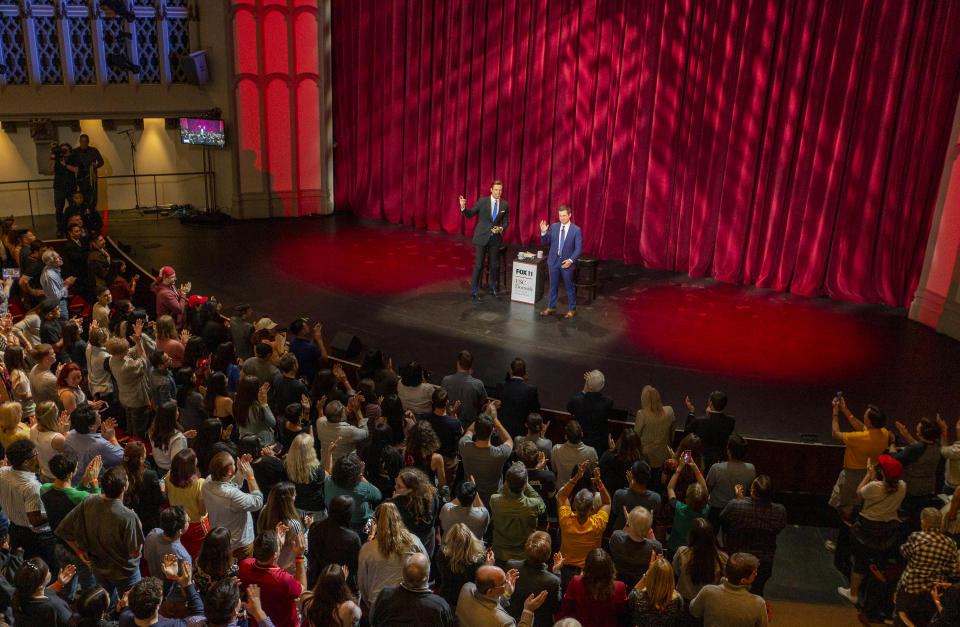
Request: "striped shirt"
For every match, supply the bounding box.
[0,466,49,532]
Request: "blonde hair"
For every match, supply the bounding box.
[88,326,108,347]
[105,337,130,357]
[373,502,418,559]
[34,401,60,433]
[640,385,664,416]
[441,523,484,574]
[643,557,677,611]
[0,402,23,432]
[156,315,178,342]
[284,433,320,484]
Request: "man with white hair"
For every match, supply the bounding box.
[566,370,614,454]
[608,505,662,589]
[456,564,547,627]
[40,249,75,320]
[370,553,454,625]
[894,507,960,625]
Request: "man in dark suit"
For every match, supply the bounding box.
[684,390,736,470]
[460,180,509,301]
[567,369,614,454]
[539,205,583,318]
[497,358,541,437]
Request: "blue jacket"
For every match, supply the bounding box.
[540,222,582,267]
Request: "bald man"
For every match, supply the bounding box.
[370,553,454,626]
[456,564,547,627]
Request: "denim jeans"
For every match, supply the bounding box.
[95,567,141,606]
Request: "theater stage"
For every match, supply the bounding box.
[110,212,960,445]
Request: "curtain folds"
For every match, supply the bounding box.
[331,0,960,306]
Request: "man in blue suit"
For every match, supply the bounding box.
[539,205,582,318]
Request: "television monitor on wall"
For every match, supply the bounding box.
[179,118,225,147]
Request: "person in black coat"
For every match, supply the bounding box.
[684,390,735,470]
[307,494,362,591]
[370,553,454,626]
[497,358,541,437]
[566,369,614,455]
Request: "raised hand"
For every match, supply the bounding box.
[459,195,467,210]
[275,522,289,548]
[85,455,103,481]
[535,451,547,470]
[56,564,76,588]
[161,554,181,580]
[290,531,306,558]
[551,552,564,573]
[485,549,495,565]
[524,590,548,611]
[243,584,267,621]
[237,455,254,479]
[505,568,520,596]
[101,417,117,440]
[257,382,270,404]
[539,219,548,232]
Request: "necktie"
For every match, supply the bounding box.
[492,199,498,223]
[559,225,566,257]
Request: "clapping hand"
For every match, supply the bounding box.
[257,382,270,404]
[459,195,467,210]
[100,417,117,440]
[243,584,267,621]
[535,451,547,470]
[55,564,76,588]
[505,569,520,597]
[275,522,289,548]
[485,549,495,565]
[734,484,745,500]
[524,590,548,611]
[551,552,564,574]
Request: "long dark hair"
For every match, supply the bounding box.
[301,563,355,627]
[4,345,26,373]
[687,518,724,586]
[233,375,260,429]
[380,394,405,445]
[211,342,237,374]
[148,400,181,451]
[183,336,208,370]
[169,448,199,489]
[105,259,126,285]
[582,548,616,601]
[122,441,147,503]
[614,429,645,465]
[76,586,111,627]
[195,418,226,476]
[197,526,234,577]
[204,371,229,414]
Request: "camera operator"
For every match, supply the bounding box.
[48,142,77,237]
[68,134,105,212]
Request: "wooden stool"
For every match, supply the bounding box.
[481,243,509,289]
[574,254,599,302]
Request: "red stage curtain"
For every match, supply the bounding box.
[331,0,960,306]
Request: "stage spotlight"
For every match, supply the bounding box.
[100,0,135,21]
[106,53,140,74]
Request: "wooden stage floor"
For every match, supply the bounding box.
[109,212,960,445]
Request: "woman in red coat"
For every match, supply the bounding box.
[561,548,627,627]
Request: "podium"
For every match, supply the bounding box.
[511,255,547,304]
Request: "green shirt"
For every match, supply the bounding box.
[40,482,101,505]
[489,483,545,561]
